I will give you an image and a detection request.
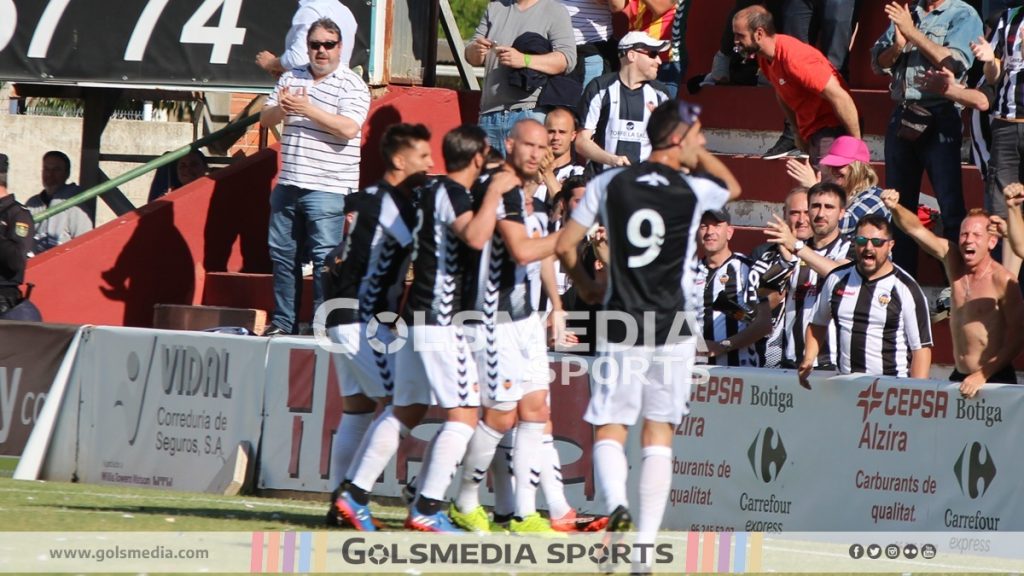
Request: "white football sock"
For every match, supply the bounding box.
[418,421,475,502]
[491,430,516,517]
[513,421,546,518]
[636,445,672,550]
[539,433,572,519]
[593,438,628,513]
[454,421,503,513]
[331,411,373,486]
[348,406,407,492]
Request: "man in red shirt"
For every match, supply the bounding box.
[732,5,860,166]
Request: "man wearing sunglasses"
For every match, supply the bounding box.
[576,31,672,173]
[886,187,1023,397]
[260,18,370,336]
[256,0,357,77]
[732,5,859,166]
[799,214,933,388]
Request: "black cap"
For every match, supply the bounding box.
[0,153,8,174]
[703,208,731,224]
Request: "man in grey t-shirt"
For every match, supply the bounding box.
[465,0,577,153]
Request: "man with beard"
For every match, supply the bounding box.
[323,123,433,529]
[886,187,1023,396]
[535,107,585,203]
[764,182,851,369]
[799,214,932,387]
[732,5,859,165]
[260,18,370,335]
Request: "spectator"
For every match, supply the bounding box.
[694,209,772,367]
[0,154,35,317]
[466,0,576,151]
[25,151,92,254]
[763,182,852,368]
[147,150,211,203]
[905,186,1023,395]
[576,32,672,172]
[762,0,857,160]
[256,0,358,76]
[799,214,933,387]
[700,0,783,88]
[871,0,982,276]
[733,5,860,165]
[561,0,617,91]
[750,186,810,368]
[610,0,681,96]
[259,18,370,336]
[786,136,890,235]
[536,107,585,202]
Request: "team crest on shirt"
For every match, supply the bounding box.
[719,274,730,285]
[503,380,513,390]
[14,222,29,237]
[877,293,891,306]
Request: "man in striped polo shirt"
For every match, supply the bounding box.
[260,18,370,335]
[799,214,932,388]
[694,209,771,367]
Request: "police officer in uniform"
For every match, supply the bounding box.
[0,153,36,317]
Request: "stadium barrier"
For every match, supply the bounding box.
[15,328,1024,530]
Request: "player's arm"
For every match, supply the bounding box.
[452,170,518,250]
[881,189,951,261]
[798,323,825,389]
[820,76,861,139]
[498,220,562,265]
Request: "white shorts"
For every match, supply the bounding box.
[584,338,697,426]
[328,323,396,400]
[394,324,479,409]
[467,315,550,408]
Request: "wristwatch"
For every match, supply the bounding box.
[720,339,733,352]
[792,240,805,253]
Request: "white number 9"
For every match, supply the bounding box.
[626,209,665,268]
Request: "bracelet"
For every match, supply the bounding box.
[523,54,532,69]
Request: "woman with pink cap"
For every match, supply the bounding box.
[786,135,890,235]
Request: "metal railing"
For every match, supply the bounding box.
[32,112,262,224]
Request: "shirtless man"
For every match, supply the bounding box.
[882,189,1022,397]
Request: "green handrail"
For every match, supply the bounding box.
[32,112,262,223]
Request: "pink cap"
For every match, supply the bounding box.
[819,136,870,167]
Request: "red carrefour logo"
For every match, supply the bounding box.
[856,379,948,422]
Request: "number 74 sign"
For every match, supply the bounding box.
[0,0,369,89]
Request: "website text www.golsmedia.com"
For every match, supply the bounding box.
[48,545,209,563]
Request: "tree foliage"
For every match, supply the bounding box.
[447,0,488,40]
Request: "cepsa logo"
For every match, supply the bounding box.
[856,379,948,422]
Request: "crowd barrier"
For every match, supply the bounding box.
[11,326,1024,531]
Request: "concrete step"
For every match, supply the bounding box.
[202,271,314,323]
[152,303,267,334]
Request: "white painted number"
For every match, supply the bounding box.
[626,209,665,268]
[180,0,246,64]
[124,0,171,61]
[26,0,70,58]
[0,0,15,53]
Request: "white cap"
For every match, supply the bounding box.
[618,31,669,53]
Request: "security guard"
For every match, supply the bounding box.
[0,153,35,315]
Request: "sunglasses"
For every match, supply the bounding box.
[633,48,661,59]
[854,236,890,247]
[308,40,339,51]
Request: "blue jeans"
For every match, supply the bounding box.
[479,108,547,156]
[885,102,965,276]
[583,53,605,92]
[267,184,346,333]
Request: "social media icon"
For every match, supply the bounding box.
[867,544,882,559]
[849,544,864,559]
[903,544,918,559]
[886,544,900,559]
[921,544,937,560]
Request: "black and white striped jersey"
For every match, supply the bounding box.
[694,253,760,367]
[571,162,730,346]
[783,235,853,366]
[323,181,416,327]
[989,6,1024,119]
[812,262,932,377]
[579,73,671,170]
[466,174,535,323]
[404,177,475,326]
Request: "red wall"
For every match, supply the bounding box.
[26,86,482,327]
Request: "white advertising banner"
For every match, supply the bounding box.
[660,367,1024,531]
[70,327,268,493]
